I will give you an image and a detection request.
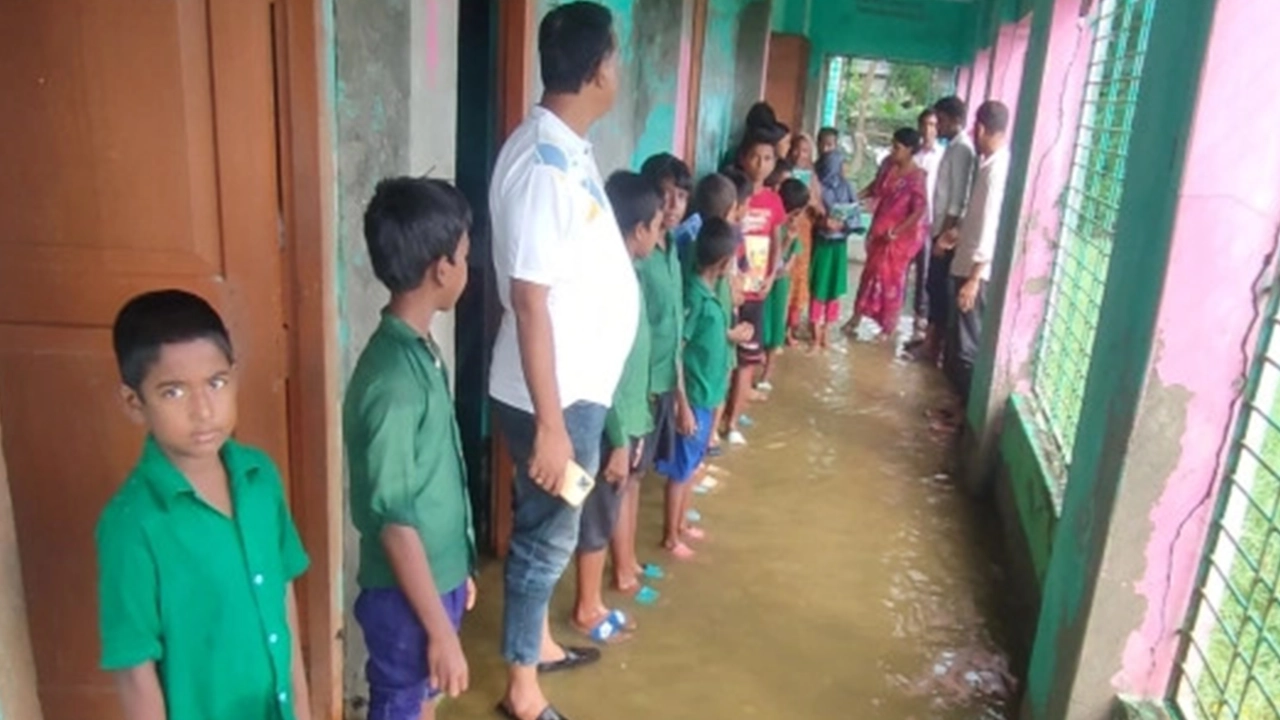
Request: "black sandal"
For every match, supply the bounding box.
[496,702,571,720]
[536,645,601,674]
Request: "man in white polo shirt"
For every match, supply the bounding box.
[488,4,637,720]
[946,100,1010,401]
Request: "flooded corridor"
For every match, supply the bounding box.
[445,336,1016,719]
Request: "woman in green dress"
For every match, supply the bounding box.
[808,151,863,350]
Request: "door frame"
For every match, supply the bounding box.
[274,1,342,717]
[684,0,708,167]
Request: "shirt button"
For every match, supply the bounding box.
[278,691,288,703]
[269,633,279,645]
[253,574,264,586]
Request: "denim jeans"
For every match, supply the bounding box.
[494,401,607,665]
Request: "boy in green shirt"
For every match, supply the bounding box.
[572,171,663,641]
[344,177,477,720]
[654,217,745,551]
[97,290,312,720]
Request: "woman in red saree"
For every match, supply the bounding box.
[844,127,929,341]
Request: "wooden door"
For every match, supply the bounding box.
[0,2,289,717]
[764,32,811,135]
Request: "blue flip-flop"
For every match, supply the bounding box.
[607,609,637,632]
[580,614,625,644]
[738,414,756,428]
[686,509,702,523]
[641,563,665,580]
[634,585,660,606]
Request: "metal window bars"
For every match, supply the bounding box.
[1031,0,1156,469]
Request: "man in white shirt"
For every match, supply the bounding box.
[911,108,945,337]
[918,96,977,365]
[488,4,638,719]
[944,100,1010,401]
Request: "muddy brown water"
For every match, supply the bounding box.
[440,336,1015,720]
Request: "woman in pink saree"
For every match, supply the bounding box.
[843,127,929,341]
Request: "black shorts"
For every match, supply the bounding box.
[649,391,678,468]
[735,299,765,366]
[578,435,656,552]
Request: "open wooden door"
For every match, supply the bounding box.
[0,1,292,717]
[764,32,811,136]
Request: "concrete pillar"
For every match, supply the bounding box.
[1020,0,1235,717]
[0,416,44,720]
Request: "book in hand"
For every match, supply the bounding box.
[557,460,596,507]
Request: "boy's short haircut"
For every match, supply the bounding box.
[113,290,234,391]
[736,129,778,161]
[692,173,737,221]
[778,178,811,214]
[695,217,737,271]
[721,167,753,204]
[639,153,693,193]
[539,2,615,95]
[976,100,1010,134]
[363,177,472,295]
[934,96,968,125]
[918,107,937,124]
[817,127,839,144]
[605,171,662,237]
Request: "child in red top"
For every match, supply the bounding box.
[724,132,787,446]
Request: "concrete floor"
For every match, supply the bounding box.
[442,334,1015,719]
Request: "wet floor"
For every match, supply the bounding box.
[443,324,1015,720]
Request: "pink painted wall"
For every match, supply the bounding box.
[989,18,1032,129]
[956,65,972,99]
[987,0,1093,399]
[1117,0,1280,695]
[969,47,993,104]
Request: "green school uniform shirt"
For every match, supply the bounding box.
[96,437,309,720]
[606,269,654,447]
[683,276,732,409]
[344,312,477,594]
[637,236,685,395]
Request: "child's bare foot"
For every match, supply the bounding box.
[682,526,707,541]
[612,572,640,594]
[664,540,696,560]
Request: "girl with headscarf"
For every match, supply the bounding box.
[808,150,863,350]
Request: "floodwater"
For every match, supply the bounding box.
[441,332,1016,720]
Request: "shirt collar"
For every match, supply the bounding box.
[530,105,593,156]
[137,435,264,508]
[377,310,444,367]
[980,146,1009,168]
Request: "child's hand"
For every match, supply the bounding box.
[428,630,469,699]
[676,401,697,437]
[729,322,753,343]
[603,446,630,483]
[465,577,477,611]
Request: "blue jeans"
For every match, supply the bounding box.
[495,401,607,665]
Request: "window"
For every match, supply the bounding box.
[1031,0,1157,465]
[1173,296,1280,718]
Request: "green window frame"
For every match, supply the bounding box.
[1171,284,1280,717]
[1031,0,1157,468]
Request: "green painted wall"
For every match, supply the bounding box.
[808,0,982,68]
[695,0,750,173]
[998,396,1061,585]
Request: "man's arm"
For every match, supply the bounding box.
[114,664,166,720]
[511,279,571,492]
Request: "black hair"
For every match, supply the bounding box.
[779,178,811,214]
[976,100,1011,134]
[934,96,968,125]
[918,107,937,123]
[737,129,779,160]
[893,127,924,153]
[113,290,234,391]
[692,173,737,221]
[363,177,472,294]
[605,171,662,237]
[744,101,789,141]
[817,127,839,144]
[720,166,753,203]
[695,217,737,271]
[639,152,693,193]
[539,2,616,95]
[765,159,793,190]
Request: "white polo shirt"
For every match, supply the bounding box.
[488,106,639,412]
[915,143,945,226]
[931,130,977,239]
[951,147,1010,282]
